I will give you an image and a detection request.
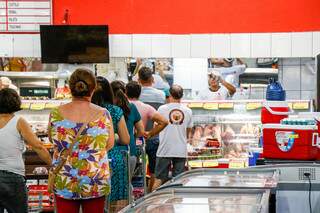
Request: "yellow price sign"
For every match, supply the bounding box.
[229,160,246,169]
[188,160,203,168]
[21,103,31,109]
[293,102,309,110]
[30,103,46,111]
[45,102,60,109]
[218,103,234,109]
[246,102,262,110]
[203,103,218,110]
[203,160,219,168]
[187,103,204,108]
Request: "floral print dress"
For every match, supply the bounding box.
[49,108,112,199]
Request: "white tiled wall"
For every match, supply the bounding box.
[0,34,13,57]
[271,33,292,57]
[13,34,34,57]
[282,66,301,91]
[151,34,171,57]
[313,32,320,56]
[251,33,271,57]
[1,31,319,58]
[247,58,316,100]
[190,34,211,58]
[171,35,191,58]
[291,32,312,57]
[132,34,152,57]
[211,34,231,57]
[230,33,251,58]
[279,58,316,100]
[109,34,132,57]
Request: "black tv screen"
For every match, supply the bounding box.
[40,25,109,64]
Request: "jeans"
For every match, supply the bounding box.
[145,137,159,174]
[0,170,28,213]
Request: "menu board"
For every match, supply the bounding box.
[0,0,51,32]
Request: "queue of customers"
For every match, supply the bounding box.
[0,66,193,213]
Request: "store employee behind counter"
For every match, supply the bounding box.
[199,70,236,100]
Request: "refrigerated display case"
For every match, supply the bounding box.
[17,99,68,176]
[159,168,279,190]
[120,187,270,213]
[183,99,313,169]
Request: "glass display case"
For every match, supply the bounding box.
[120,188,270,213]
[17,99,68,176]
[160,168,279,190]
[183,99,313,169]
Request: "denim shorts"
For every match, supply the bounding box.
[145,137,159,174]
[0,170,28,213]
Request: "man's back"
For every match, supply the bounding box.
[130,100,156,128]
[139,86,165,104]
[157,103,193,158]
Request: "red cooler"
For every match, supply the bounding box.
[261,101,292,124]
[263,124,319,160]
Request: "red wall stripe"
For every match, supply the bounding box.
[52,0,320,34]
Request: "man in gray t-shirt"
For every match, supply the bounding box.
[138,67,166,104]
[152,84,193,191]
[137,66,166,192]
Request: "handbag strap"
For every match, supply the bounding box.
[51,110,103,175]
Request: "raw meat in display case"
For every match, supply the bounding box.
[183,99,313,169]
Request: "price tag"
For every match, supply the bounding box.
[21,103,31,109]
[203,160,219,167]
[293,102,309,110]
[246,102,262,110]
[203,103,218,110]
[45,102,60,109]
[187,103,203,108]
[229,159,246,169]
[30,103,45,111]
[218,103,234,109]
[188,160,203,168]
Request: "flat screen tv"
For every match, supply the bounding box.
[40,25,109,64]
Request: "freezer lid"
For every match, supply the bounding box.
[262,124,317,130]
[160,168,279,189]
[121,188,269,213]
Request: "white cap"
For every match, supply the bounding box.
[0,77,12,86]
[0,77,18,92]
[208,68,221,77]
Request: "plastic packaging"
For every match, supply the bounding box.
[266,78,286,101]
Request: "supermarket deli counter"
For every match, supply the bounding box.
[182,99,313,169]
[18,99,69,176]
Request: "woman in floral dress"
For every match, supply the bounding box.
[49,68,114,213]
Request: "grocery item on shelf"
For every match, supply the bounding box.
[54,84,72,99]
[31,123,48,136]
[33,167,48,175]
[281,118,316,125]
[27,185,54,212]
[21,96,50,100]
